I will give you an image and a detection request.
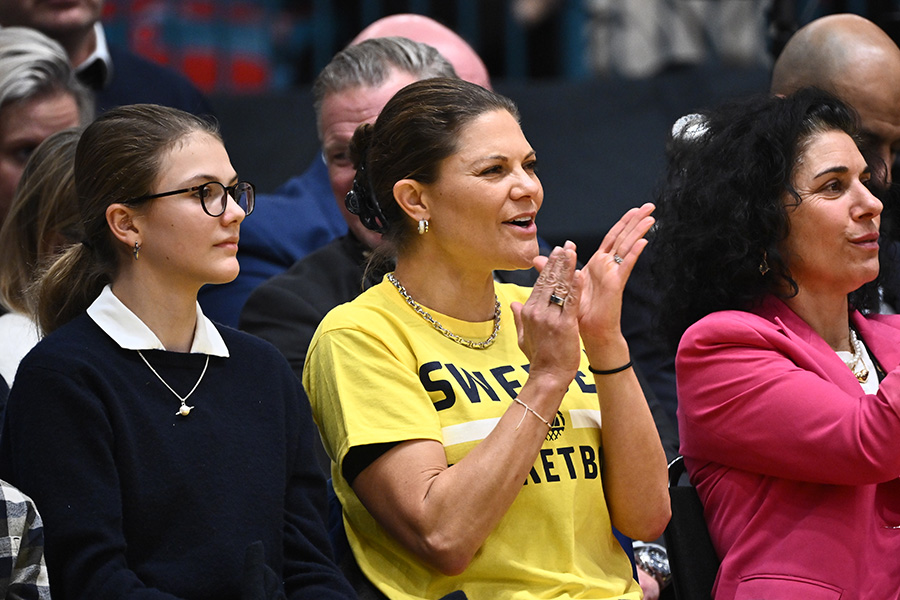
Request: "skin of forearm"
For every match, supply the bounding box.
[353,373,569,575]
[594,372,671,540]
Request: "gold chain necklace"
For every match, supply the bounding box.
[137,350,210,416]
[387,273,500,350]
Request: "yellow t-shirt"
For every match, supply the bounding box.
[304,278,640,600]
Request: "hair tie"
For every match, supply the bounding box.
[81,239,94,251]
[588,359,633,376]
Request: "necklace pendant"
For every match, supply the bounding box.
[847,328,869,384]
[138,350,209,419]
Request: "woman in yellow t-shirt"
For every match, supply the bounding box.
[304,77,670,600]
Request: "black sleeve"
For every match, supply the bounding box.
[341,443,400,487]
[1,364,185,599]
[621,245,680,440]
[0,374,8,420]
[282,376,358,599]
[240,279,325,379]
[633,363,680,463]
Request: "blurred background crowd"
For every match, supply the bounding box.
[131,0,892,251]
[102,0,900,90]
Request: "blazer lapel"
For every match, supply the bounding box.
[853,313,900,373]
[756,296,869,395]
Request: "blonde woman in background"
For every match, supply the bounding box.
[0,128,81,386]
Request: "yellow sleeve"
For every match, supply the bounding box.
[303,324,444,471]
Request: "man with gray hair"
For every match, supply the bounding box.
[236,31,542,379]
[0,26,91,229]
[199,35,457,327]
[310,36,458,254]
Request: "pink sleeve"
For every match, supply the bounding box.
[676,311,900,485]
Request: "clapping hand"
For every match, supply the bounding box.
[511,241,582,388]
[511,203,654,383]
[576,203,655,352]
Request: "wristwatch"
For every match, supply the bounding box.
[633,542,671,589]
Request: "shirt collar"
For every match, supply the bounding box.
[75,22,113,86]
[87,285,229,357]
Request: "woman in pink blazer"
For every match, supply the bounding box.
[652,88,900,599]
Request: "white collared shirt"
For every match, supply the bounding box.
[74,22,114,85]
[87,285,229,357]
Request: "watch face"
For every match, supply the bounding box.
[636,545,671,583]
[647,551,668,573]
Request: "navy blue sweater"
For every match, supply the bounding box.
[0,313,355,600]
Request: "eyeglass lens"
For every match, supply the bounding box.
[200,182,254,216]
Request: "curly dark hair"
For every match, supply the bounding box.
[652,87,885,348]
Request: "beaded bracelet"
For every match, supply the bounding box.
[588,358,633,375]
[514,397,552,430]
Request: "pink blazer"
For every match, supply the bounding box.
[677,295,900,600]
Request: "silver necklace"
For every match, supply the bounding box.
[387,272,501,350]
[137,350,210,416]
[844,328,869,383]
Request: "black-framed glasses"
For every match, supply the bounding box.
[126,181,255,217]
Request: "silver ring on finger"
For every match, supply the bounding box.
[549,293,566,307]
[613,254,624,264]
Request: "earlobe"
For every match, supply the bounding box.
[393,179,430,222]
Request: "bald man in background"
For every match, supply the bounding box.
[771,13,900,181]
[773,13,900,312]
[199,15,488,327]
[351,13,491,89]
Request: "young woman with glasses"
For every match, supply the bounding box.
[0,104,356,600]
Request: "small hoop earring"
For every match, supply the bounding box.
[758,251,769,276]
[418,219,429,235]
[133,241,141,260]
